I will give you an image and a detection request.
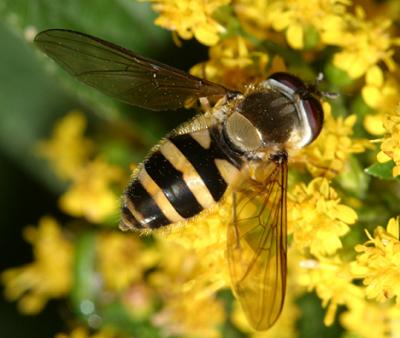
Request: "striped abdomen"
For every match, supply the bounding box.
[121,126,243,229]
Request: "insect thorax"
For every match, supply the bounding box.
[240,90,299,144]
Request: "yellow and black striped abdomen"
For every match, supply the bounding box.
[121,126,243,230]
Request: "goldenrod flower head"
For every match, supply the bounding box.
[288,177,357,256]
[152,291,225,338]
[235,0,351,49]
[155,203,230,293]
[362,66,399,112]
[300,103,370,177]
[148,241,225,337]
[332,12,400,79]
[297,255,364,326]
[59,157,123,223]
[96,232,159,291]
[37,111,93,180]
[190,36,269,91]
[145,0,230,45]
[351,217,400,303]
[377,106,400,177]
[1,216,73,314]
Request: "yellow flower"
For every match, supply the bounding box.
[364,113,386,136]
[288,177,357,256]
[377,105,400,177]
[1,216,73,314]
[152,291,225,338]
[148,241,225,338]
[145,0,230,46]
[190,36,269,91]
[351,217,400,303]
[96,231,159,291]
[297,255,364,326]
[361,66,400,137]
[235,0,351,49]
[332,10,400,79]
[37,111,93,180]
[55,326,121,338]
[155,203,230,294]
[340,299,388,338]
[299,102,371,177]
[59,157,124,223]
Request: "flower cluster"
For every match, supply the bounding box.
[145,0,230,45]
[3,0,400,337]
[2,216,73,314]
[376,106,400,177]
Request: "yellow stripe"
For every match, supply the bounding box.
[191,129,211,149]
[215,159,240,185]
[160,140,215,209]
[138,168,184,223]
[126,199,146,225]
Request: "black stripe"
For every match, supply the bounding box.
[145,152,203,218]
[125,180,170,228]
[121,206,141,229]
[170,127,242,202]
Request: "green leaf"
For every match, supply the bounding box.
[365,161,397,180]
[0,23,71,192]
[338,155,370,198]
[324,63,354,89]
[101,301,162,338]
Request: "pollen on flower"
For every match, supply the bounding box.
[144,0,230,46]
[147,241,226,338]
[288,177,357,256]
[152,291,225,338]
[332,12,400,79]
[37,110,94,180]
[234,0,351,49]
[155,198,231,292]
[377,105,400,177]
[190,36,269,91]
[351,217,400,304]
[297,255,364,326]
[59,157,124,223]
[1,216,73,314]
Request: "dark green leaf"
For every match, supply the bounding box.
[365,161,397,180]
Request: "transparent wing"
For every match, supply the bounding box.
[34,29,231,110]
[227,158,288,331]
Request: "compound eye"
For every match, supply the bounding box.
[225,112,263,152]
[268,72,305,92]
[302,95,324,144]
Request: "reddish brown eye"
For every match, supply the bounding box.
[302,96,324,143]
[268,72,305,92]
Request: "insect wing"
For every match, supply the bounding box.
[34,29,230,110]
[227,159,288,330]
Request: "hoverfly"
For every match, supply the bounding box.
[35,29,324,330]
